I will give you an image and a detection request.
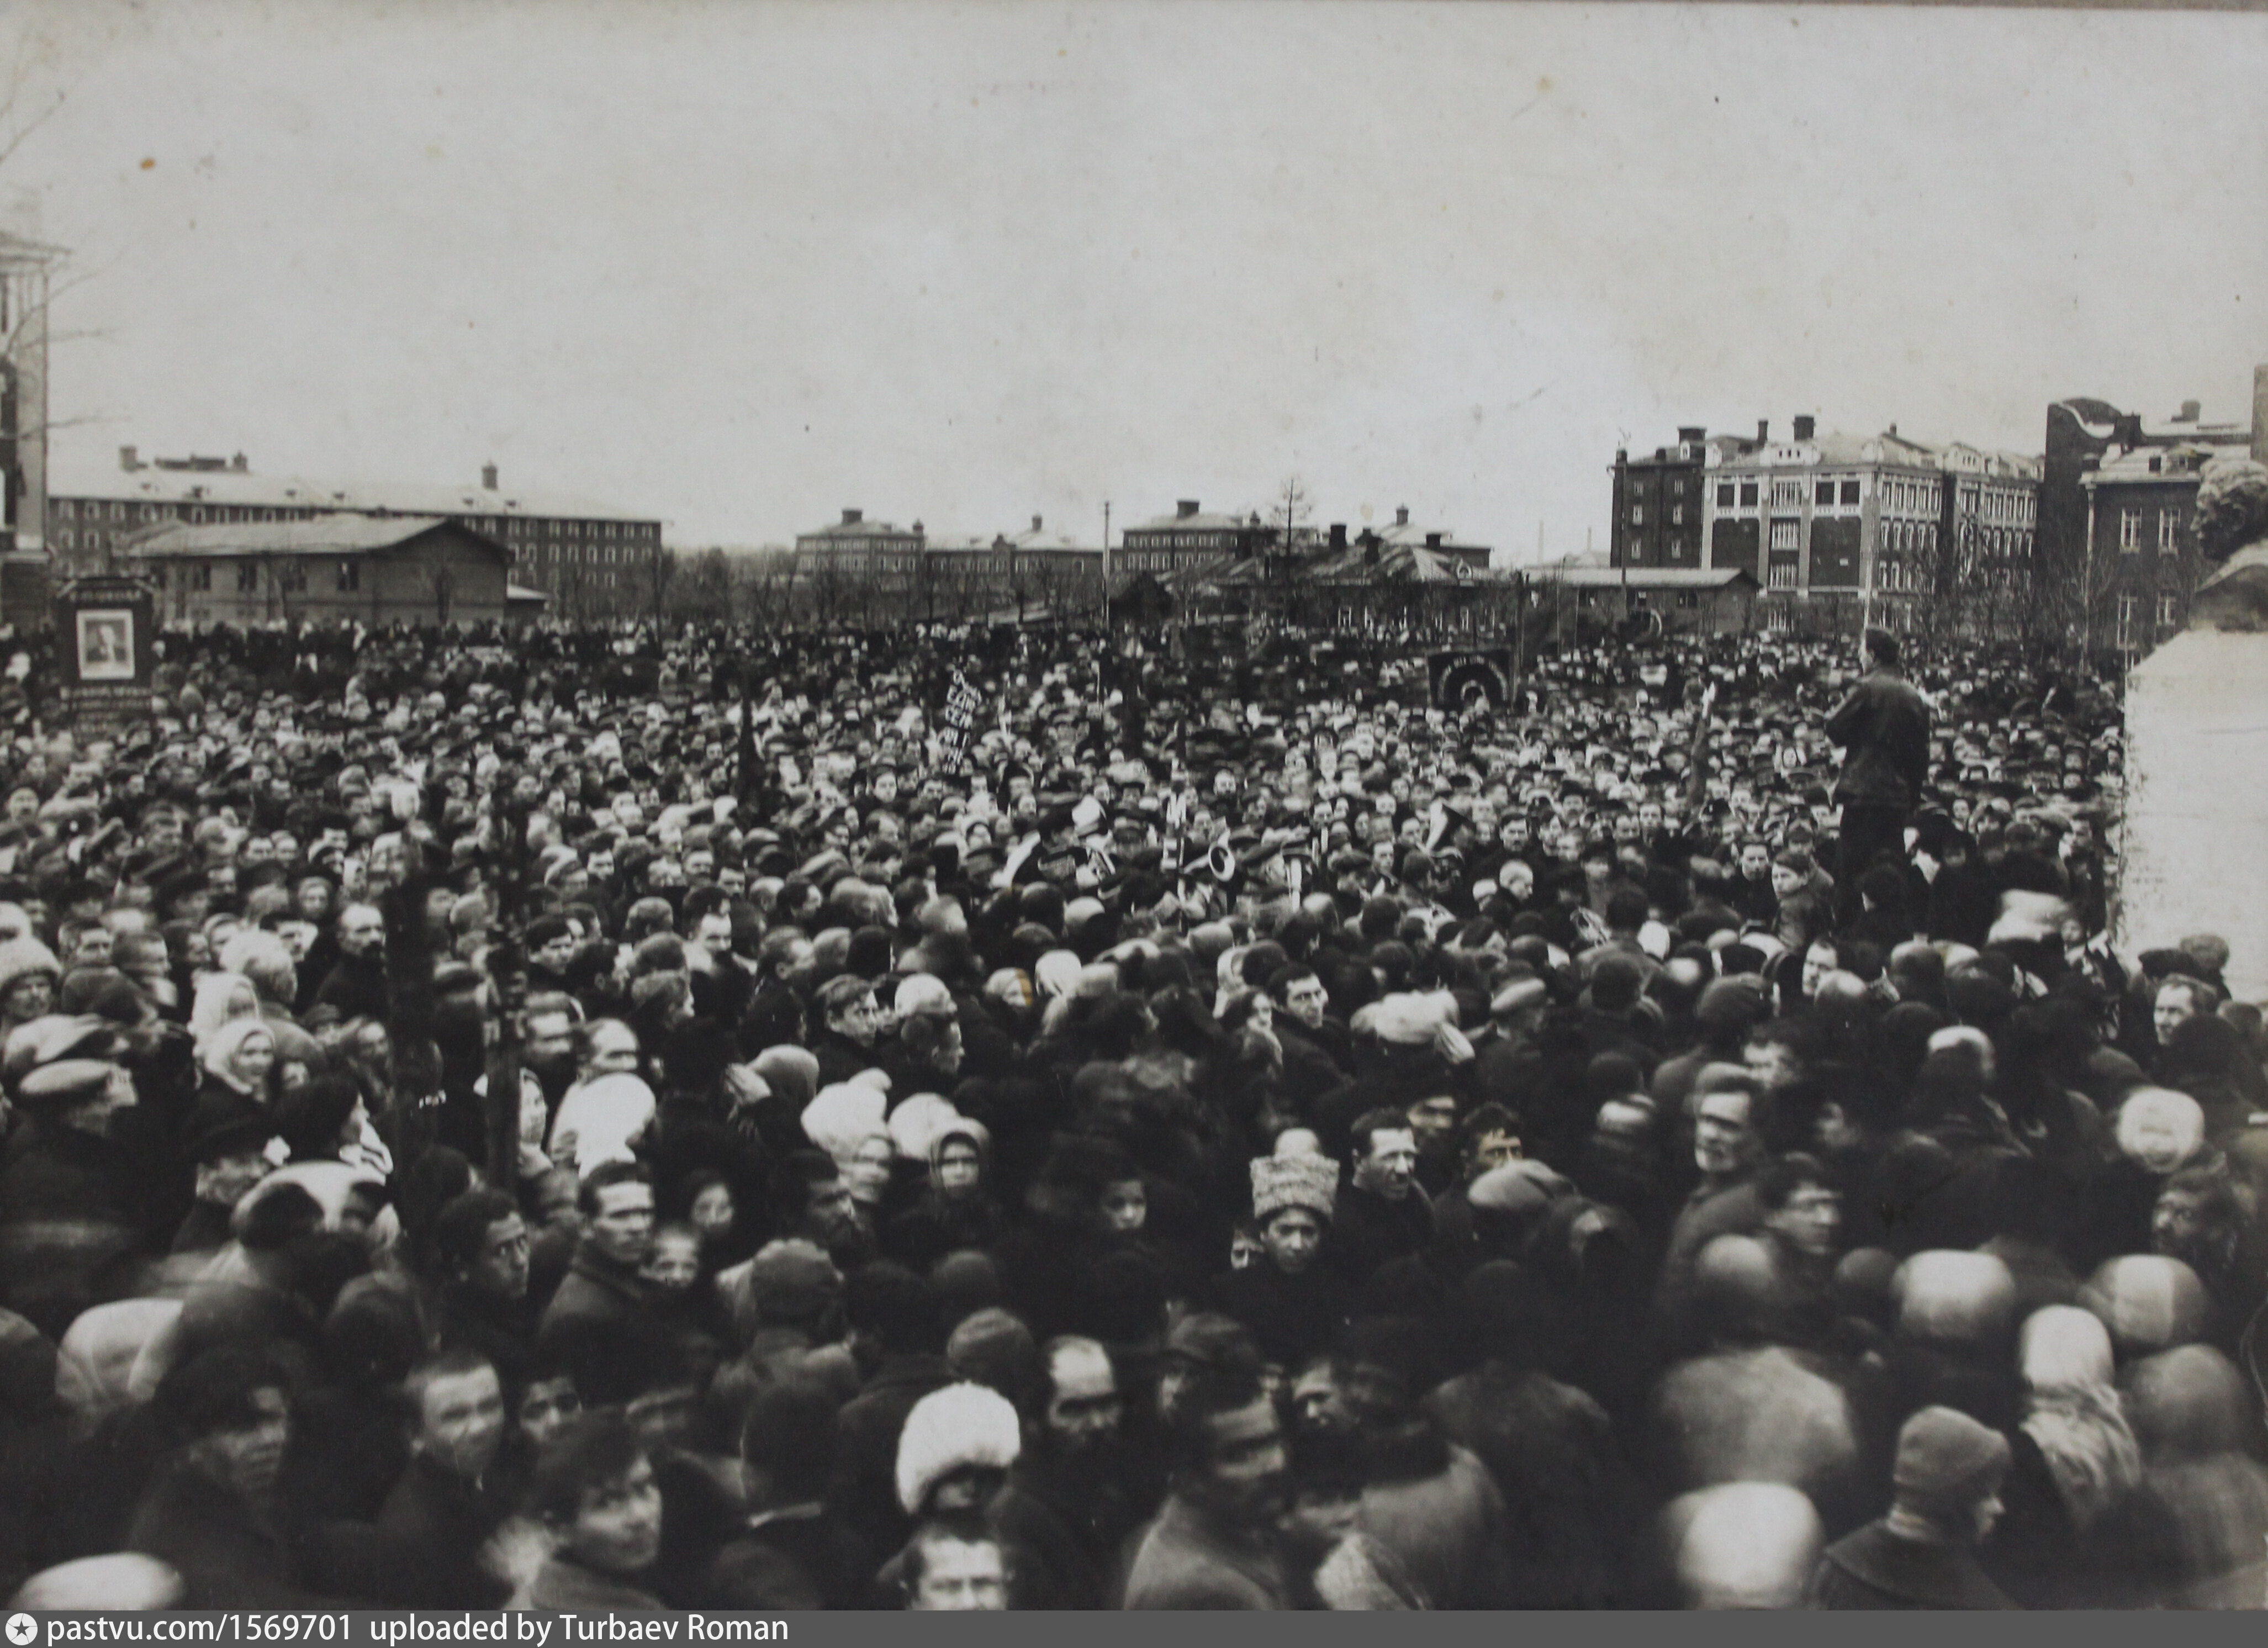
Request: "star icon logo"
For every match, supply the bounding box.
[6,1614,36,1646]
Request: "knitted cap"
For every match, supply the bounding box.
[801,1082,887,1163]
[1251,1151,1338,1223]
[1891,1406,2011,1519]
[894,1381,1021,1515]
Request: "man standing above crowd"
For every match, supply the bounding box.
[1823,627,1930,921]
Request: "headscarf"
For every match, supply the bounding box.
[2018,1305,2142,1531]
[200,1016,276,1095]
[188,970,262,1053]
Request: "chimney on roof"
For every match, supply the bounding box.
[2174,400,2201,424]
[1677,425,1706,443]
[1032,515,1042,533]
[119,445,140,472]
[1329,523,1347,552]
[230,452,248,473]
[1756,420,1769,444]
[1395,506,1410,527]
[842,508,863,526]
[1793,415,1816,442]
[1176,500,1199,519]
[481,462,499,491]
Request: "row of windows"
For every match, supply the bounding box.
[52,498,658,541]
[2118,507,2185,554]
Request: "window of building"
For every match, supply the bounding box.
[110,502,125,521]
[1629,505,1643,525]
[1677,591,1699,610]
[2120,508,2141,552]
[1739,483,1758,508]
[1716,483,1735,508]
[2158,594,2179,630]
[189,507,204,524]
[191,566,211,591]
[337,561,360,593]
[1815,480,1836,506]
[2158,510,2179,553]
[1841,480,1861,505]
[1769,520,1800,552]
[1768,559,1799,589]
[1772,480,1803,509]
[235,562,258,593]
[278,561,307,594]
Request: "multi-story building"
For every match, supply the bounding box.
[1688,415,2039,633]
[0,230,60,625]
[1116,500,1282,579]
[1610,427,1709,571]
[2043,377,2266,652]
[49,448,660,619]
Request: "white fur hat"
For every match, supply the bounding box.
[895,1381,1021,1515]
[1251,1151,1339,1223]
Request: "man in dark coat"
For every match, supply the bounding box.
[1123,1367,1292,1609]
[1328,1110,1435,1286]
[129,1347,343,1607]
[991,1336,1140,1609]
[537,1163,662,1404]
[314,902,390,1022]
[1822,628,1929,921]
[357,1350,513,1608]
[1808,1406,2017,1609]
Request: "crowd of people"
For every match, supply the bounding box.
[0,610,2260,1612]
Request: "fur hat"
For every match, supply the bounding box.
[0,936,60,1003]
[894,1381,1021,1516]
[1251,1150,1338,1224]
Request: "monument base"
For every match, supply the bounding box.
[2117,629,2268,1004]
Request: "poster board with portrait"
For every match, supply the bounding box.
[52,576,160,731]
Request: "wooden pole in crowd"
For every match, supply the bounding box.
[482,786,533,1187]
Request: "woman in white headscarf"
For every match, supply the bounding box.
[1983,1304,2142,1607]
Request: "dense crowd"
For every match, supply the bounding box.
[0,612,2261,1612]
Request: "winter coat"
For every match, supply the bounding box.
[128,1459,343,1609]
[1426,1361,1629,1607]
[537,1243,659,1404]
[1123,1494,1289,1610]
[1823,667,1930,810]
[1356,1429,1515,1610]
[1807,1522,2017,1609]
[510,1554,675,1612]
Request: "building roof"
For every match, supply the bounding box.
[1127,509,1260,534]
[50,457,655,524]
[2083,439,2249,487]
[123,514,503,561]
[797,516,922,541]
[1530,566,1758,590]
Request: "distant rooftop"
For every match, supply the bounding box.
[123,514,498,560]
[52,448,655,523]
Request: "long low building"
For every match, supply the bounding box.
[125,514,544,627]
[1525,563,1759,636]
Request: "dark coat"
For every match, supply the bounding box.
[831,1352,953,1559]
[707,1504,871,1611]
[1823,668,1930,810]
[128,1460,343,1609]
[1204,1263,1351,1371]
[1807,1521,2018,1609]
[537,1243,660,1404]
[362,1454,511,1609]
